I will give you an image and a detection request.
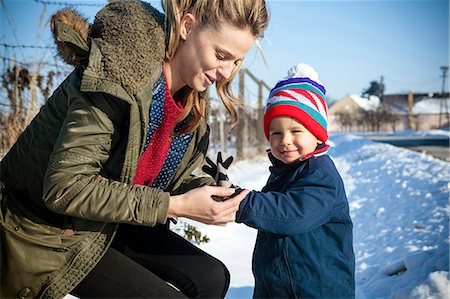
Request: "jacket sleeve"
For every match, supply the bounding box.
[235,169,337,235]
[42,74,169,226]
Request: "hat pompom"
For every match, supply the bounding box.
[286,63,322,84]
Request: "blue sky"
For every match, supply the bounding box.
[1,0,448,102]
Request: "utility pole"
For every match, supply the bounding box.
[407,91,414,130]
[379,75,385,102]
[438,66,449,128]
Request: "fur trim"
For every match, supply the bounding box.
[90,0,166,95]
[51,0,166,96]
[51,8,90,66]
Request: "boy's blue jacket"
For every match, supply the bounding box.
[236,153,355,298]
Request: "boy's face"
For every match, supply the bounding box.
[268,116,320,164]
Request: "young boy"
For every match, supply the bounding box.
[235,63,355,298]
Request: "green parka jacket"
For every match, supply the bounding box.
[0,1,212,298]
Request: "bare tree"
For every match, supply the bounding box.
[365,106,396,132]
[0,60,55,152]
[335,112,354,132]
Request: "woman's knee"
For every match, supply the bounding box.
[197,256,230,298]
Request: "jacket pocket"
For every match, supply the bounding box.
[1,196,74,298]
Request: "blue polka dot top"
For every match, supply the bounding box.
[144,73,195,189]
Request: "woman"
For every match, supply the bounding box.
[0,0,269,298]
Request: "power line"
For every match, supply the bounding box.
[33,0,106,7]
[0,0,26,60]
[0,102,13,108]
[1,43,56,50]
[1,56,32,67]
[0,55,73,71]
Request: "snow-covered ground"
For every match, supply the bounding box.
[172,131,449,299]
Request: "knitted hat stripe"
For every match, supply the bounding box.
[271,89,321,114]
[270,83,325,100]
[271,90,300,103]
[272,88,326,111]
[304,89,328,116]
[310,90,328,117]
[290,89,321,112]
[265,100,327,129]
[268,90,327,120]
[267,95,320,117]
[272,77,326,95]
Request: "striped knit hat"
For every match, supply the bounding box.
[263,63,328,142]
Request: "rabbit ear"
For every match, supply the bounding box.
[205,156,216,168]
[217,151,223,165]
[202,164,214,176]
[202,156,217,177]
[222,156,233,169]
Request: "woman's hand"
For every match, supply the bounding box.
[168,186,250,225]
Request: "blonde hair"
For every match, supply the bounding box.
[162,0,269,134]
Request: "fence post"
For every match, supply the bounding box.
[236,69,246,160]
[218,106,226,154]
[243,69,271,156]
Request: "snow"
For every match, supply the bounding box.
[62,131,449,298]
[414,98,450,115]
[347,94,450,116]
[360,129,450,138]
[349,94,381,111]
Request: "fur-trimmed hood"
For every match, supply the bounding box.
[51,0,166,96]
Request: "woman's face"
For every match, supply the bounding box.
[170,14,255,93]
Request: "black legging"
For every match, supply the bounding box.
[72,224,230,298]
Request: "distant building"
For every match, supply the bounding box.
[412,96,450,130]
[328,94,379,114]
[328,92,449,132]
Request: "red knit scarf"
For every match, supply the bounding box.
[133,78,184,186]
